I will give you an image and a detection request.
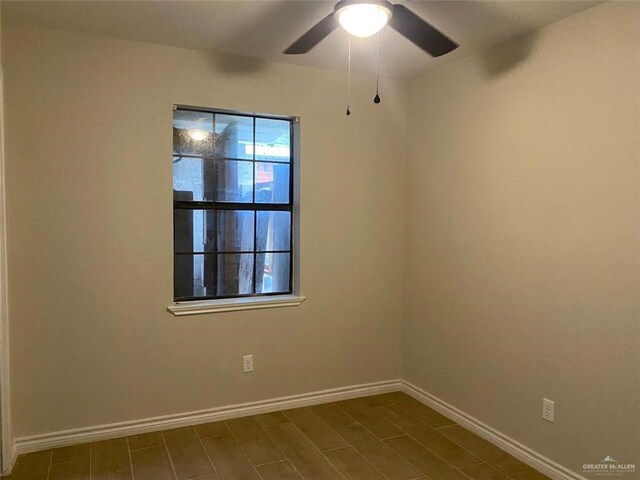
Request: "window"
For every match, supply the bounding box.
[172,106,295,302]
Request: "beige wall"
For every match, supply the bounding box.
[2,24,406,439]
[404,1,639,473]
[3,2,639,476]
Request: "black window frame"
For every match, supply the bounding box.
[173,105,295,302]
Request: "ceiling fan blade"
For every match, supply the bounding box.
[388,4,458,57]
[283,12,339,54]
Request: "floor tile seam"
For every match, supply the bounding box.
[126,438,136,480]
[46,449,53,480]
[269,413,348,480]
[222,419,267,480]
[380,400,491,473]
[257,413,324,480]
[161,428,180,480]
[194,426,221,480]
[317,409,399,480]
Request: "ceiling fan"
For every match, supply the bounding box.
[283,0,458,57]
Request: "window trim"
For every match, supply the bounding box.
[168,294,306,316]
[169,105,302,315]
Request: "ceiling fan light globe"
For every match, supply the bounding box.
[336,3,392,38]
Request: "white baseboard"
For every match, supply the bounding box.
[4,443,16,477]
[400,380,586,480]
[14,379,402,457]
[12,379,585,480]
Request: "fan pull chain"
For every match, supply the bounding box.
[346,34,351,116]
[374,31,381,104]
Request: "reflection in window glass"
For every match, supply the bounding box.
[214,160,254,203]
[217,210,254,252]
[254,118,291,162]
[174,210,215,253]
[217,254,254,296]
[256,253,290,294]
[215,114,254,160]
[173,110,214,156]
[174,254,215,299]
[174,210,254,254]
[173,156,214,202]
[255,163,290,204]
[257,211,291,252]
[173,107,294,301]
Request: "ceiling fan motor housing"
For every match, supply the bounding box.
[334,0,394,38]
[283,0,457,57]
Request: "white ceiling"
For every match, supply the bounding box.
[2,0,601,79]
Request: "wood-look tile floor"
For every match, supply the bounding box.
[4,392,551,480]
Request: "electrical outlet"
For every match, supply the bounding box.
[542,398,555,423]
[243,354,254,373]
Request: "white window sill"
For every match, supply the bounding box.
[168,295,306,316]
